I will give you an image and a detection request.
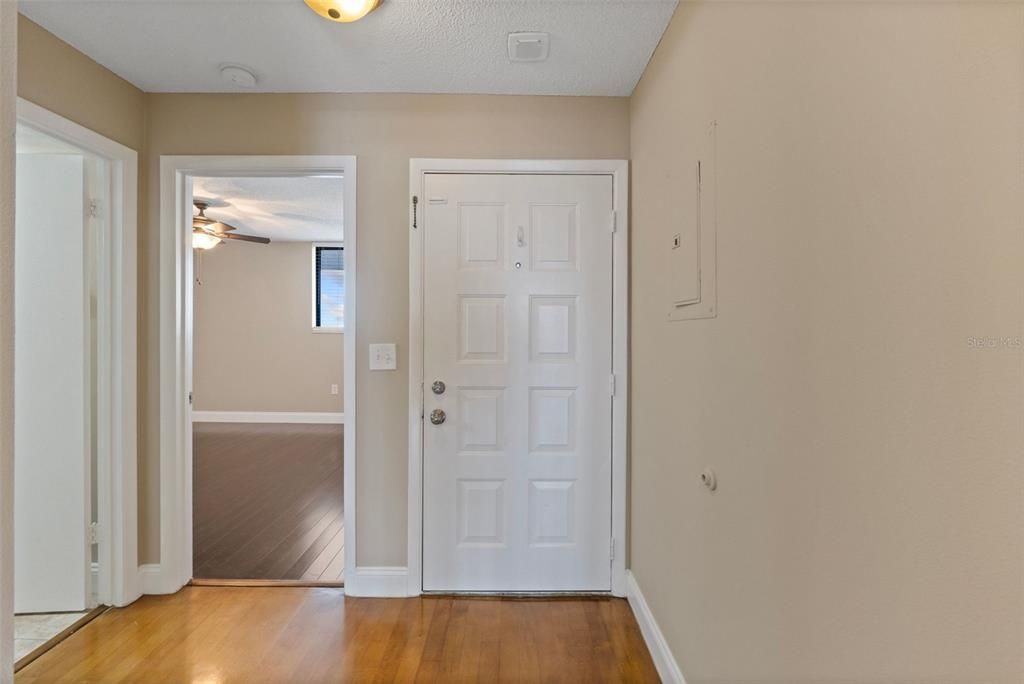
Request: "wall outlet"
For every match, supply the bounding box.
[369,343,397,371]
[330,384,339,395]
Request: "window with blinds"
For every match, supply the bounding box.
[314,246,345,329]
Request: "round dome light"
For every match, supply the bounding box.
[304,0,383,23]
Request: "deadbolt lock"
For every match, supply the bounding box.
[431,380,446,395]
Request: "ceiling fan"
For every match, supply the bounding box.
[192,200,271,250]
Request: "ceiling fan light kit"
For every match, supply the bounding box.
[304,0,383,23]
[192,232,222,250]
[192,200,271,250]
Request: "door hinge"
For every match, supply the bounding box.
[87,198,100,219]
[610,210,617,234]
[609,537,616,561]
[609,373,616,397]
[412,195,419,229]
[89,522,100,545]
[188,391,193,406]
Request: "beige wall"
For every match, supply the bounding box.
[17,16,145,152]
[193,242,344,413]
[143,93,630,564]
[1,3,17,679]
[630,3,1024,683]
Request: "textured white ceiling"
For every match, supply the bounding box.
[192,176,344,243]
[19,0,677,96]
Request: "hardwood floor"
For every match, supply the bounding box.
[193,422,344,581]
[15,587,660,683]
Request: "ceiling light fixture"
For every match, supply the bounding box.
[192,231,222,250]
[304,0,383,23]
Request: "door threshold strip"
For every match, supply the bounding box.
[189,578,345,588]
[14,605,108,673]
[421,591,613,600]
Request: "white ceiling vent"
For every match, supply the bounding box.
[508,32,550,63]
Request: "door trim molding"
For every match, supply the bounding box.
[158,155,356,595]
[15,98,140,609]
[344,566,409,597]
[138,564,164,595]
[407,159,630,597]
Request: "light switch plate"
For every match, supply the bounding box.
[369,343,397,371]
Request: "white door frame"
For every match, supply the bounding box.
[408,159,629,597]
[157,155,356,593]
[14,98,139,607]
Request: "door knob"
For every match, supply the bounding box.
[429,409,446,425]
[431,380,446,395]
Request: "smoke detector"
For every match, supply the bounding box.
[220,64,258,89]
[508,32,550,63]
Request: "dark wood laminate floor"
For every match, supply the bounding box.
[193,422,344,581]
[16,587,661,683]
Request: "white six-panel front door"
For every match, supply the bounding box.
[423,173,614,592]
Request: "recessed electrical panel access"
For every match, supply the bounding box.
[669,120,718,322]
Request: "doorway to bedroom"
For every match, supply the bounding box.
[189,175,346,584]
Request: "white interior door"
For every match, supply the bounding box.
[14,153,91,613]
[422,173,614,592]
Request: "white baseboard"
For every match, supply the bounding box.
[192,411,345,425]
[139,564,167,595]
[343,567,410,597]
[626,570,686,684]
